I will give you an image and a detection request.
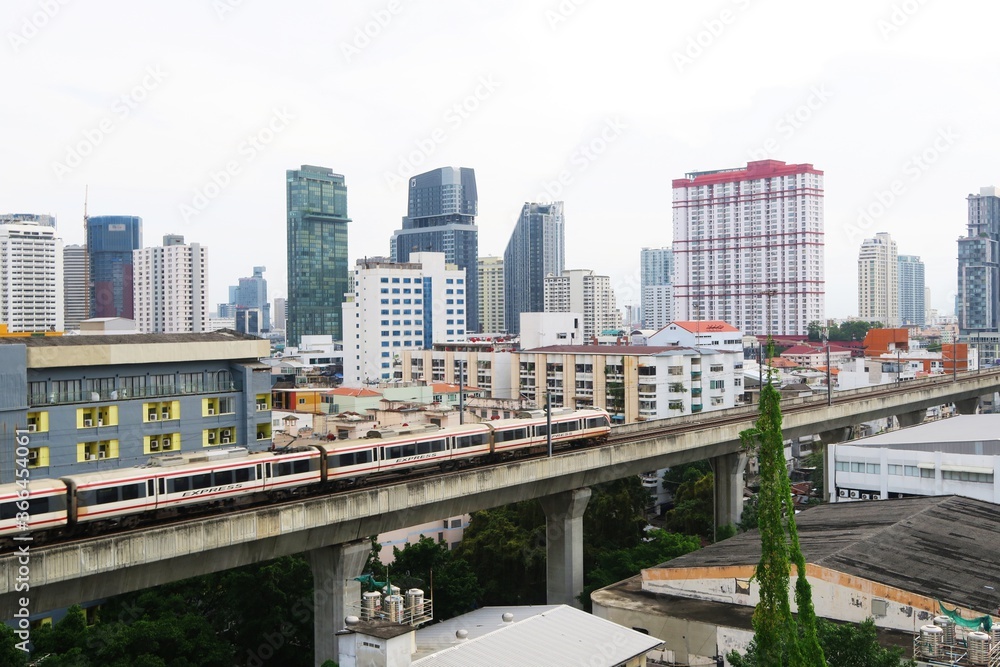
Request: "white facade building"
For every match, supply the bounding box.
[343,252,465,387]
[478,255,504,333]
[543,269,618,342]
[0,219,63,332]
[519,312,583,349]
[858,232,899,327]
[133,235,208,334]
[648,320,744,353]
[672,160,824,336]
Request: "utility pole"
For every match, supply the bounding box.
[546,391,552,457]
[458,359,465,425]
[825,336,832,406]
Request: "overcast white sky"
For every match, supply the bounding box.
[4,0,997,320]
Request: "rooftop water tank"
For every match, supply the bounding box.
[920,624,944,658]
[968,631,991,666]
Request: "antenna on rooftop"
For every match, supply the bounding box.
[83,184,89,234]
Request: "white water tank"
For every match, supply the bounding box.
[921,625,944,658]
[406,588,425,617]
[933,615,956,645]
[361,591,381,620]
[968,631,991,665]
[385,594,404,622]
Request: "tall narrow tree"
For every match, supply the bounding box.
[740,363,825,666]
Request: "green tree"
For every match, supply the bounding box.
[0,624,27,666]
[663,464,715,540]
[739,378,825,667]
[455,502,548,606]
[729,618,915,667]
[380,535,481,620]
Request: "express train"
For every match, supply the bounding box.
[0,408,611,544]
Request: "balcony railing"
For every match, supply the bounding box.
[29,379,241,407]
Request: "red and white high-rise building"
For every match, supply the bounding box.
[672,160,824,336]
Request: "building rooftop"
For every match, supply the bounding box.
[524,345,687,355]
[846,414,1000,452]
[0,329,260,348]
[649,495,1000,613]
[328,387,383,397]
[409,605,661,666]
[668,320,741,334]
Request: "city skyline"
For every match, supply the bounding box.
[4,1,998,318]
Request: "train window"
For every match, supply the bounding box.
[1,496,55,519]
[496,428,527,443]
[276,462,292,477]
[331,452,354,467]
[456,434,489,448]
[214,470,234,486]
[536,425,548,436]
[417,439,446,455]
[234,468,252,483]
[294,460,311,475]
[586,417,607,429]
[120,484,144,501]
[357,449,373,464]
[96,488,119,505]
[191,474,213,490]
[386,444,417,459]
[169,478,189,493]
[0,502,18,520]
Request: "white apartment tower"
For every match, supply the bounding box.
[544,269,619,342]
[342,252,465,387]
[63,244,89,331]
[478,255,505,333]
[672,160,825,336]
[0,219,63,332]
[133,234,208,334]
[858,232,899,327]
[640,247,674,329]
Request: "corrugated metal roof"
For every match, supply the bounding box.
[410,605,661,666]
[649,495,1000,613]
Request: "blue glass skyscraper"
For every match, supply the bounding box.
[86,215,142,319]
[390,167,479,333]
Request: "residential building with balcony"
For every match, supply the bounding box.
[0,330,272,482]
[398,344,741,424]
[543,269,618,343]
[672,160,824,335]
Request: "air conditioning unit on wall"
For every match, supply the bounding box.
[838,489,849,498]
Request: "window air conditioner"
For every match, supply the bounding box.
[27,450,37,462]
[861,493,871,500]
[150,440,160,451]
[27,424,36,432]
[257,403,267,411]
[162,438,171,449]
[208,433,216,442]
[98,451,106,459]
[149,413,158,421]
[838,489,848,498]
[221,436,231,444]
[162,410,170,419]
[208,408,215,415]
[849,490,859,499]
[83,418,93,427]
